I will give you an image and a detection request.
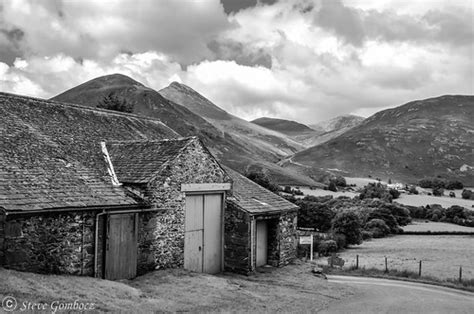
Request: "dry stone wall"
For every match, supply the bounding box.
[278,211,298,266]
[2,212,95,276]
[224,203,251,274]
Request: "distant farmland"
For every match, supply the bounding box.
[325,235,474,280]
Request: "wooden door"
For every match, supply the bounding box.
[203,194,222,274]
[256,220,268,267]
[105,213,138,280]
[184,195,204,272]
[184,193,223,274]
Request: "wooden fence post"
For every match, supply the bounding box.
[356,255,359,270]
[459,266,462,283]
[384,257,388,273]
[419,260,422,277]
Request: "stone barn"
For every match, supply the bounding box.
[0,92,230,280]
[104,138,232,276]
[0,92,298,280]
[223,166,299,274]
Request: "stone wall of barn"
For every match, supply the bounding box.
[0,211,5,265]
[1,212,95,276]
[137,140,231,270]
[224,203,251,274]
[266,218,280,266]
[277,211,298,266]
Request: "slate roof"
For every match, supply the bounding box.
[107,137,196,183]
[0,92,179,211]
[223,166,299,215]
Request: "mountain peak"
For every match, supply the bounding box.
[251,117,315,135]
[86,73,144,87]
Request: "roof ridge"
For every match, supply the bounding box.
[0,91,180,136]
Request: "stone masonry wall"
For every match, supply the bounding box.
[0,211,5,265]
[278,211,298,266]
[224,203,251,274]
[2,211,95,276]
[138,140,231,270]
[266,218,280,267]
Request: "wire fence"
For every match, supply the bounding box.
[324,254,473,282]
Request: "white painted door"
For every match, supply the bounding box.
[256,220,268,267]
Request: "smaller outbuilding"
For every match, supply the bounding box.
[223,166,299,274]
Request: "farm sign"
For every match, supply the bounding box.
[299,234,314,260]
[299,236,312,245]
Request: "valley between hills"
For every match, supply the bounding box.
[52,73,474,188]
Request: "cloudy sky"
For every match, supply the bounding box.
[0,0,472,123]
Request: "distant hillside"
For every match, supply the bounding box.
[310,115,364,133]
[158,82,319,185]
[285,95,474,185]
[52,74,219,141]
[159,82,304,155]
[251,117,316,135]
[52,75,318,186]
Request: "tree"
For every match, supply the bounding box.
[328,181,337,192]
[246,171,280,194]
[97,92,134,113]
[409,186,419,195]
[332,176,347,187]
[365,219,390,238]
[331,211,363,247]
[446,180,463,190]
[296,201,335,232]
[367,208,400,233]
[388,188,400,199]
[359,182,393,202]
[432,187,444,196]
[461,189,473,200]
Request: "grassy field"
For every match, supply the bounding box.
[321,235,474,281]
[403,220,474,233]
[395,193,474,209]
[0,262,350,312]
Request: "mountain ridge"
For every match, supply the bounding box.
[286,95,474,185]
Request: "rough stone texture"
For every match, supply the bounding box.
[136,140,231,270]
[0,211,5,264]
[224,203,251,274]
[278,211,298,266]
[2,211,95,276]
[266,218,280,267]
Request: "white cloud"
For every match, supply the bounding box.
[0,0,472,125]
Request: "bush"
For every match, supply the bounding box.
[361,230,373,240]
[328,181,337,192]
[365,219,390,238]
[462,189,473,200]
[432,187,444,196]
[331,211,363,247]
[246,171,280,194]
[332,176,347,187]
[446,180,464,190]
[409,186,419,195]
[318,240,337,256]
[332,233,347,250]
[97,92,134,113]
[359,183,393,202]
[296,201,336,232]
[367,208,400,233]
[445,205,467,220]
[389,188,400,199]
